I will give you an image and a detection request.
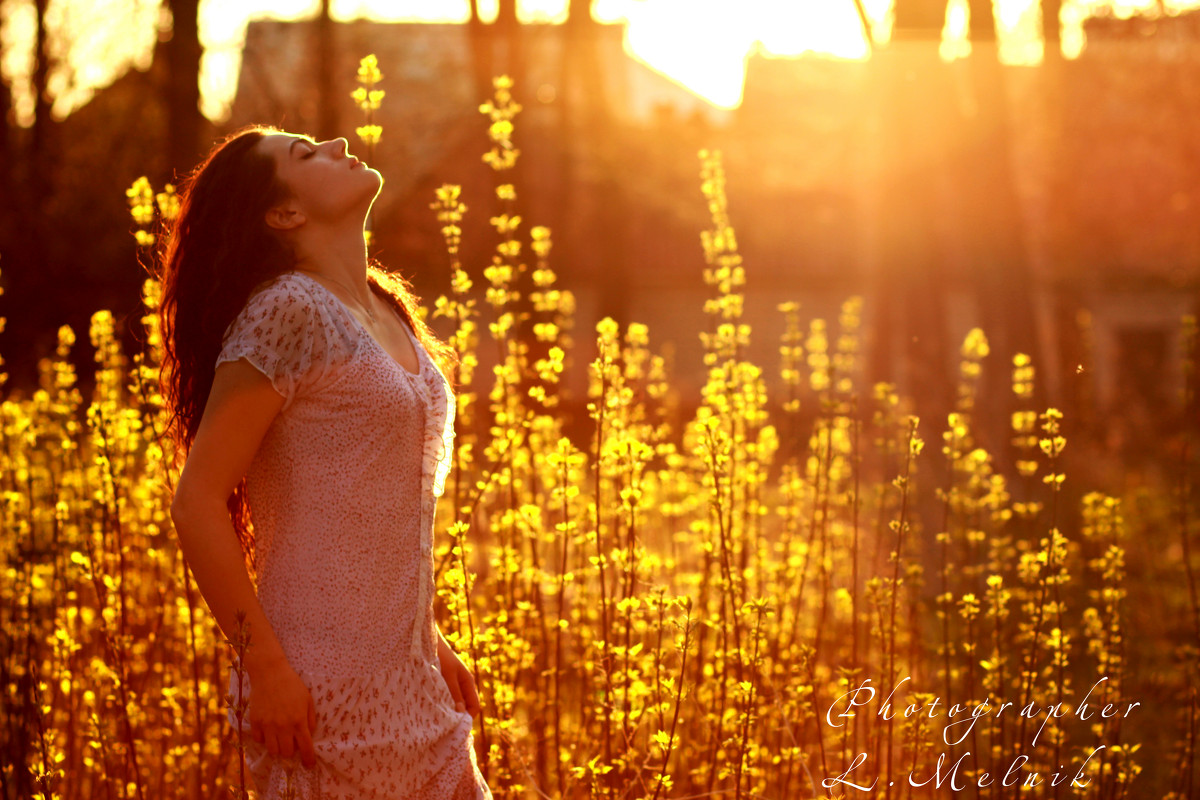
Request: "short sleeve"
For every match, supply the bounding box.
[214,277,331,410]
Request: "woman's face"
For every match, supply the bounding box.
[257,132,382,228]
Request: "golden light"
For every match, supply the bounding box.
[3,0,1200,126]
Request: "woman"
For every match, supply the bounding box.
[161,123,493,799]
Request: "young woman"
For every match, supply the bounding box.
[161,124,493,799]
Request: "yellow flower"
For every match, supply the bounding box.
[155,184,180,221]
[355,124,382,147]
[961,327,989,360]
[356,53,382,85]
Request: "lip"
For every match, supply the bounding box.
[349,156,361,168]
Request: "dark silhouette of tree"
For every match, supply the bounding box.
[865,0,1044,457]
[159,0,205,177]
[314,0,338,140]
[961,0,1046,434]
[0,0,57,405]
[0,0,177,394]
[467,0,524,104]
[558,0,621,321]
[1043,0,1063,53]
[495,0,516,27]
[563,0,607,134]
[869,0,954,440]
[0,0,18,272]
[467,0,490,103]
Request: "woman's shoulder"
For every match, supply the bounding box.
[222,272,331,348]
[245,271,316,304]
[231,271,366,361]
[216,272,347,403]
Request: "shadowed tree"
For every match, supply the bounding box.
[869,0,955,442]
[960,0,1046,441]
[468,0,524,104]
[1040,0,1100,430]
[867,0,1043,457]
[0,0,16,277]
[1043,0,1062,52]
[314,0,337,140]
[0,0,178,395]
[496,0,516,27]
[0,0,57,408]
[467,0,490,102]
[159,0,205,177]
[558,0,622,322]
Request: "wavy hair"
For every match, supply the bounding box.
[156,124,458,575]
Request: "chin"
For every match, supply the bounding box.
[356,172,382,202]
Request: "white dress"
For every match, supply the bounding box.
[215,270,492,800]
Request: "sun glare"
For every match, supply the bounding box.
[3,0,1200,126]
[203,0,1200,114]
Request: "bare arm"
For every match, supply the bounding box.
[169,357,317,765]
[169,357,288,673]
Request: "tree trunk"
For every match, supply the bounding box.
[962,0,1046,444]
[496,0,525,94]
[1040,0,1081,420]
[556,0,613,324]
[314,0,338,140]
[871,0,955,436]
[30,0,52,196]
[565,0,605,124]
[1042,0,1062,55]
[495,0,517,27]
[893,0,950,32]
[162,0,204,178]
[468,0,493,103]
[0,0,15,279]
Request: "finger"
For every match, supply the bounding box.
[460,671,481,716]
[277,725,296,759]
[264,729,281,759]
[446,671,466,711]
[297,724,317,769]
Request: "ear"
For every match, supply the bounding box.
[265,200,306,232]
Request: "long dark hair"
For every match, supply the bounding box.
[156,124,458,575]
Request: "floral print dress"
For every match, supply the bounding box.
[215,271,492,800]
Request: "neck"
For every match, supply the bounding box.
[291,219,373,302]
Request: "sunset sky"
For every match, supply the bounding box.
[1,0,1198,124]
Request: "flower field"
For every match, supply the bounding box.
[2,72,1198,799]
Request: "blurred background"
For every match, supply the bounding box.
[1,0,1197,487]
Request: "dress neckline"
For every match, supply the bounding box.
[288,270,426,379]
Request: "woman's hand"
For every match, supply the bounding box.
[436,634,482,718]
[245,655,318,767]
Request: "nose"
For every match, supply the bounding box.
[333,138,349,157]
